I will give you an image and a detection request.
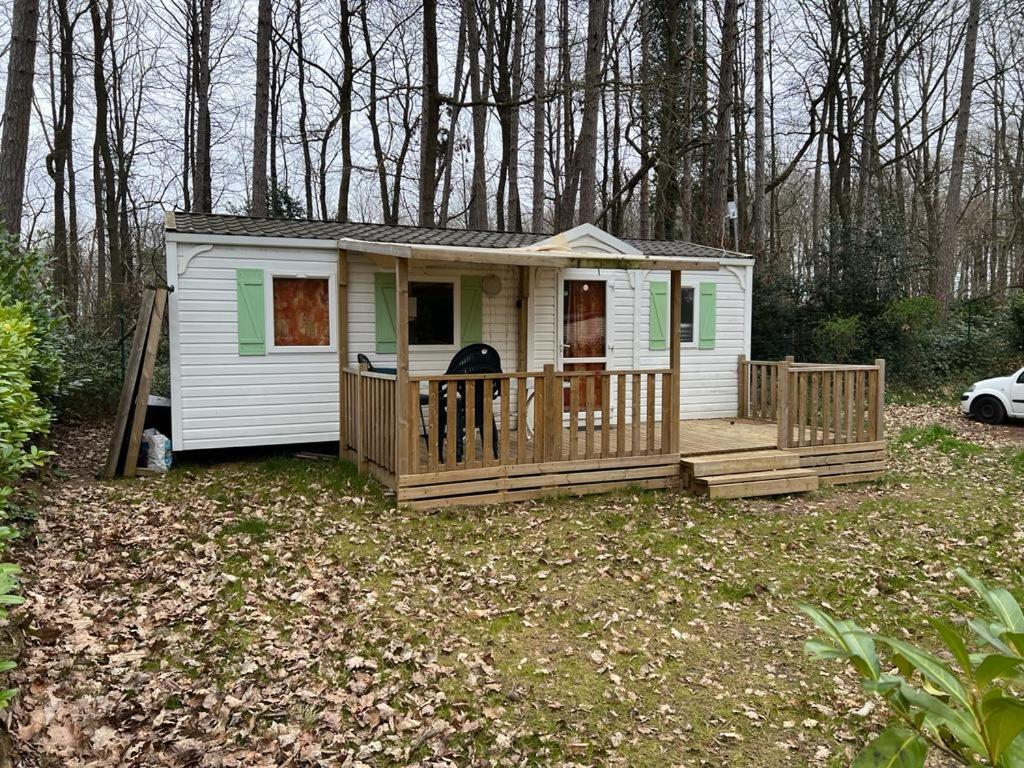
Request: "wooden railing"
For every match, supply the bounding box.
[738,356,784,421]
[401,364,675,475]
[776,360,885,448]
[341,366,397,475]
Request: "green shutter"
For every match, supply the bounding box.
[374,272,397,353]
[461,276,483,344]
[698,281,717,350]
[649,280,668,350]
[236,268,266,355]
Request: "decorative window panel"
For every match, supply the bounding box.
[272,277,330,347]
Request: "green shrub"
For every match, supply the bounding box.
[1009,293,1024,351]
[803,570,1024,767]
[0,232,65,404]
[813,315,865,362]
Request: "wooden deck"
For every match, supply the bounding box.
[679,419,778,456]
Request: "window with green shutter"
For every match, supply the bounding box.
[374,272,397,353]
[460,276,483,344]
[236,268,266,355]
[698,281,717,349]
[649,280,668,350]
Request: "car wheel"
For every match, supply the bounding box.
[972,396,1006,424]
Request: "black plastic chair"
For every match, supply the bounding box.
[356,354,429,445]
[436,344,502,463]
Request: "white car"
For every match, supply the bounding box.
[961,367,1024,423]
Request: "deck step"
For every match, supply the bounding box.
[688,466,819,500]
[682,449,800,478]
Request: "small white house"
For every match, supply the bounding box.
[164,213,754,455]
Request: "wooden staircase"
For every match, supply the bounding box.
[681,449,819,499]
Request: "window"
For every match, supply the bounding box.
[272,276,331,347]
[409,281,455,345]
[680,286,696,344]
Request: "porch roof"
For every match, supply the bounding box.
[336,237,722,271]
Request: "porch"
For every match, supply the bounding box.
[338,356,886,508]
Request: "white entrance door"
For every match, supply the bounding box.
[560,278,607,411]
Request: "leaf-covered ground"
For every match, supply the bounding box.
[6,407,1024,767]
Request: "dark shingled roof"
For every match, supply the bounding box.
[168,212,751,261]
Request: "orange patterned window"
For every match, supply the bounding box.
[272,277,330,347]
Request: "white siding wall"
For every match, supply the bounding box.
[169,245,520,450]
[169,242,342,450]
[168,238,752,451]
[527,264,752,420]
[347,255,518,373]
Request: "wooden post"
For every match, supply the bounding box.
[776,358,791,448]
[517,265,530,372]
[668,270,682,453]
[337,249,349,458]
[737,354,748,419]
[542,363,556,462]
[873,358,886,441]
[356,361,368,474]
[395,258,410,476]
[122,288,168,477]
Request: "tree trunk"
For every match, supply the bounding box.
[337,0,353,222]
[190,0,213,213]
[707,0,738,247]
[0,0,41,237]
[531,0,545,232]
[417,0,439,226]
[251,0,272,216]
[465,0,488,229]
[751,0,766,256]
[933,0,981,309]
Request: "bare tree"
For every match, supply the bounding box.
[0,0,41,236]
[250,0,272,216]
[932,0,982,308]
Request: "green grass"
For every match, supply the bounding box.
[896,423,985,457]
[58,417,1024,766]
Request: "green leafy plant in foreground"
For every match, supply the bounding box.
[802,570,1024,767]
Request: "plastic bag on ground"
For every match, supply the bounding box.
[142,428,173,472]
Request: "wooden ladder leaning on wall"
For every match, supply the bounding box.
[103,286,169,478]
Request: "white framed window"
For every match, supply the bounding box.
[265,272,337,352]
[408,276,460,349]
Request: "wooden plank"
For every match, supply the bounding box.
[337,249,349,459]
[585,374,596,459]
[776,362,791,449]
[408,381,421,473]
[398,463,679,501]
[104,288,156,478]
[543,364,556,462]
[616,374,626,455]
[704,474,818,499]
[815,460,886,477]
[660,372,672,455]
[799,449,884,467]
[481,383,494,467]
[568,373,579,460]
[684,451,801,477]
[795,371,807,447]
[819,470,884,486]
[844,370,855,443]
[445,382,457,467]
[855,370,866,442]
[699,467,818,485]
[427,384,439,472]
[786,440,885,456]
[516,377,528,463]
[601,375,611,457]
[499,378,511,465]
[402,477,673,511]
[646,372,656,455]
[631,373,641,455]
[517,266,530,372]
[122,288,168,478]
[737,355,748,418]
[465,379,477,467]
[873,359,886,442]
[398,452,680,487]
